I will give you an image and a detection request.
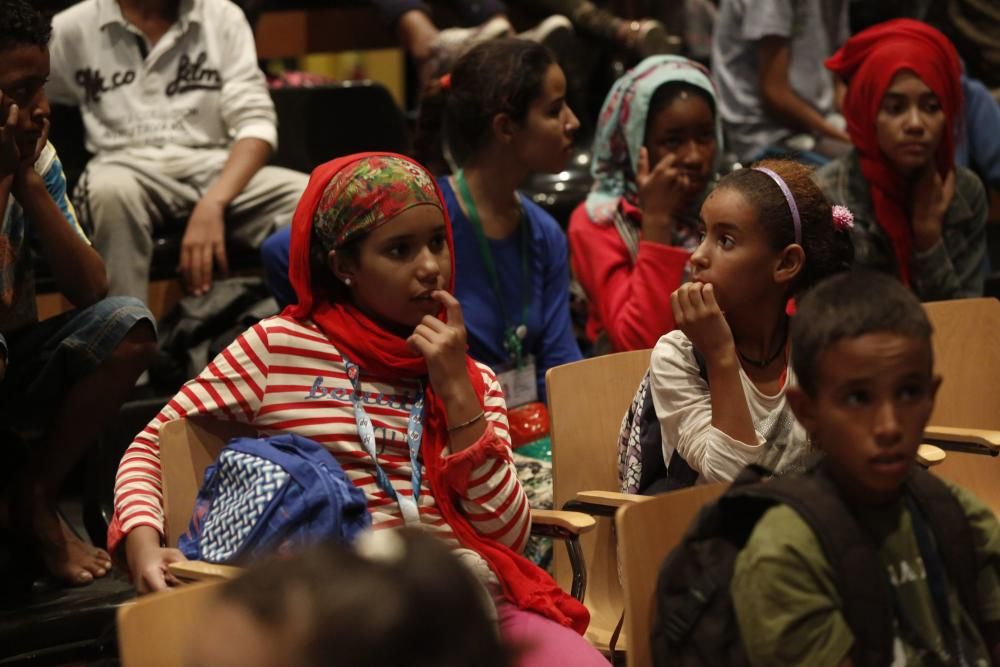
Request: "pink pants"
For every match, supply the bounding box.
[497,601,610,667]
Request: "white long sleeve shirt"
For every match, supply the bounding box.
[649,329,817,483]
[47,0,277,176]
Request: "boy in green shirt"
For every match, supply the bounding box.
[731,270,1000,666]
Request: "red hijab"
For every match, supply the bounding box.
[825,19,963,285]
[286,152,589,633]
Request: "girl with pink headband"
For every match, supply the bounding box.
[626,159,854,489]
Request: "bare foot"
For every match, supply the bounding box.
[47,516,113,585]
[14,486,112,586]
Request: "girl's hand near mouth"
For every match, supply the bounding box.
[911,164,954,252]
[408,290,486,450]
[637,147,691,245]
[671,282,736,364]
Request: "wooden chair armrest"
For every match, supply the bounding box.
[168,560,243,582]
[562,490,648,517]
[575,490,648,507]
[531,509,596,536]
[923,425,1000,454]
[916,444,946,467]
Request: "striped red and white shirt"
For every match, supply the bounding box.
[109,315,531,583]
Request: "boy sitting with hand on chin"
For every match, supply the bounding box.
[732,269,1000,666]
[0,0,156,586]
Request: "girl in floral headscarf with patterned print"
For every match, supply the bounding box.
[110,153,604,666]
[568,56,723,354]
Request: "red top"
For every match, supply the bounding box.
[568,201,691,352]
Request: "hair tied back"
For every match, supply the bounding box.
[832,205,854,231]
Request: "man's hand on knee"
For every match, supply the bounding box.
[180,198,229,296]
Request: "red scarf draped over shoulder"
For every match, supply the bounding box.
[286,152,589,634]
[825,19,963,286]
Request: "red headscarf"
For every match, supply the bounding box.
[287,152,589,633]
[825,19,963,286]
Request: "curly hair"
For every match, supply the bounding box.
[715,158,854,295]
[0,0,52,52]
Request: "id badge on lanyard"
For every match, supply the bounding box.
[496,355,538,408]
[344,358,424,526]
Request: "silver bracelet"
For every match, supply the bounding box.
[447,410,485,434]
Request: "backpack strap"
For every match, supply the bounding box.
[732,470,895,666]
[639,348,708,494]
[660,349,709,490]
[904,468,981,630]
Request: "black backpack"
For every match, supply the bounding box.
[651,464,983,667]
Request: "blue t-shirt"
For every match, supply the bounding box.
[956,75,1000,190]
[439,178,581,403]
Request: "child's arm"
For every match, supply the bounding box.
[178,4,277,297]
[671,283,758,446]
[568,205,689,351]
[911,166,987,300]
[757,36,850,144]
[407,291,530,551]
[110,323,271,592]
[650,331,770,483]
[0,101,18,234]
[180,137,270,296]
[446,364,531,553]
[13,124,107,307]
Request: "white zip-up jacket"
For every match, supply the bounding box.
[47,0,277,172]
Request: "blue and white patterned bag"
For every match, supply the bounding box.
[178,433,371,563]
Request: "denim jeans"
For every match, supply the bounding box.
[0,297,154,435]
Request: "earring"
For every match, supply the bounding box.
[344,278,352,286]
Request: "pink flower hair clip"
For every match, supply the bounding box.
[832,205,854,231]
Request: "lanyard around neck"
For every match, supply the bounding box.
[455,169,531,365]
[343,357,424,526]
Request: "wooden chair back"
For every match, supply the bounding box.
[932,451,1000,518]
[921,299,1000,516]
[924,298,1000,430]
[160,417,256,548]
[117,580,223,667]
[545,349,652,651]
[616,483,727,667]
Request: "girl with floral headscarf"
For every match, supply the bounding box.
[568,55,723,353]
[814,19,986,301]
[263,39,583,406]
[109,153,604,665]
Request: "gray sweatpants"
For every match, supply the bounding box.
[73,154,308,301]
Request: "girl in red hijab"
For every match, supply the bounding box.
[815,19,986,301]
[109,153,604,666]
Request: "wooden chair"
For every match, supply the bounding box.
[924,298,1000,434]
[615,483,727,667]
[921,298,1000,515]
[931,445,1000,517]
[116,580,222,667]
[157,417,597,587]
[546,349,653,654]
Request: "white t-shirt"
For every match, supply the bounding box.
[711,0,849,161]
[46,0,277,176]
[649,329,817,483]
